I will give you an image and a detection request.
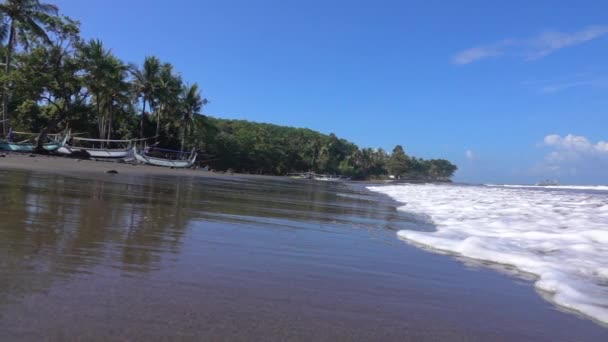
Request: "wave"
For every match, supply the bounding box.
[485,184,608,191]
[368,183,608,325]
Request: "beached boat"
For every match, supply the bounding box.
[287,172,349,181]
[0,133,68,152]
[131,146,197,168]
[313,174,349,181]
[287,172,314,179]
[57,137,133,158]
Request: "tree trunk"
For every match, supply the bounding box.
[35,110,69,153]
[180,121,186,156]
[2,23,15,137]
[97,95,105,148]
[139,96,146,141]
[155,104,162,145]
[107,99,114,140]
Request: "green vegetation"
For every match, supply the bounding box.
[188,118,457,180]
[0,0,457,180]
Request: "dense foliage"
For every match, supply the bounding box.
[188,118,457,180]
[0,0,457,180]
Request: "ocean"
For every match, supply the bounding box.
[369,182,608,327]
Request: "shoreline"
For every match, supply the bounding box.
[0,152,453,185]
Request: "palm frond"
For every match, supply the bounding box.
[24,16,50,44]
[32,2,58,16]
[15,24,31,50]
[0,20,8,42]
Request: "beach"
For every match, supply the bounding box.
[1,155,607,341]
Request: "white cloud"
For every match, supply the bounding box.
[451,40,514,65]
[543,134,607,153]
[535,134,608,179]
[543,134,562,146]
[523,69,608,94]
[596,141,608,152]
[525,26,608,60]
[452,25,608,65]
[537,79,608,93]
[465,149,475,160]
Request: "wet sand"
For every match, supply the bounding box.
[0,156,607,341]
[0,153,248,179]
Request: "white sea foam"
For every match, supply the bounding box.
[368,183,608,325]
[486,184,608,191]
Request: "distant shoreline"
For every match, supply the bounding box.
[0,152,453,184]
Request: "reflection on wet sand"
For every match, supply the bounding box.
[1,173,193,306]
[0,171,403,308]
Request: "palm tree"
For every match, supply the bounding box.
[178,83,207,152]
[80,40,130,143]
[130,56,160,140]
[0,0,58,136]
[101,56,129,141]
[153,62,181,144]
[309,136,322,172]
[80,39,113,140]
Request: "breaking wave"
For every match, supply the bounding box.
[368,183,608,325]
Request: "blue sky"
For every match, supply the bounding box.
[54,0,608,184]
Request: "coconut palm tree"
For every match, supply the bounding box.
[178,83,207,152]
[80,39,130,143]
[130,56,160,139]
[0,0,59,136]
[153,62,181,144]
[100,56,129,141]
[79,39,113,140]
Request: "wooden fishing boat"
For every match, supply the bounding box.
[0,133,68,152]
[287,172,349,181]
[131,146,197,168]
[57,137,133,158]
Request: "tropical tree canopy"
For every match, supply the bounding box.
[130,55,160,139]
[387,145,410,177]
[0,0,59,135]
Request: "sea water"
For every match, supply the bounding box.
[368,183,608,325]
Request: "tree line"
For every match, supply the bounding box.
[0,0,457,180]
[192,118,457,180]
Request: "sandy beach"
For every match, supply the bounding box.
[0,152,251,179]
[1,155,607,341]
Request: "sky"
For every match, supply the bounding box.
[53,0,608,184]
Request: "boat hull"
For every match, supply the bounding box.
[57,145,130,158]
[0,136,67,152]
[132,147,196,168]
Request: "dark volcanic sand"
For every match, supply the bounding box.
[0,163,606,341]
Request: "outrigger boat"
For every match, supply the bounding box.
[131,146,197,168]
[57,137,134,158]
[288,171,350,181]
[0,132,68,152]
